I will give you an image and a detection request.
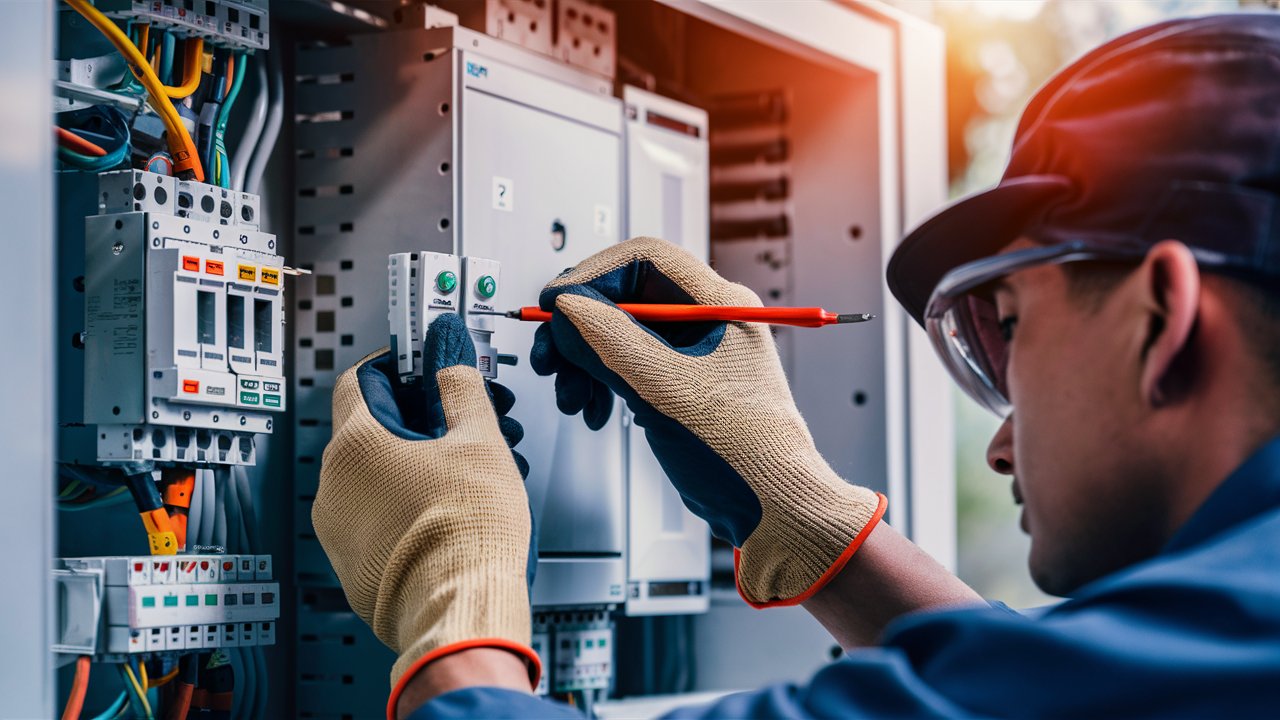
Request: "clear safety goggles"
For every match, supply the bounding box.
[924,240,1157,417]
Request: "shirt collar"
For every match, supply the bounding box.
[1164,434,1280,554]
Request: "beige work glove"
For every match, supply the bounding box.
[530,237,886,607]
[313,313,539,709]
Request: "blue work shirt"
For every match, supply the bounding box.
[407,435,1280,718]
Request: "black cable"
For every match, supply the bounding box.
[123,471,164,513]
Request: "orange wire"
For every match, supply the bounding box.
[223,53,235,98]
[60,656,90,720]
[136,23,149,59]
[55,127,107,157]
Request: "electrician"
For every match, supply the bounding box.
[313,14,1280,719]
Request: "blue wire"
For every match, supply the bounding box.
[160,31,176,86]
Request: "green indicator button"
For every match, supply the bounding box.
[263,394,281,408]
[477,275,496,299]
[240,391,260,405]
[185,595,199,607]
[205,594,218,606]
[163,596,178,607]
[435,271,458,294]
[141,596,156,608]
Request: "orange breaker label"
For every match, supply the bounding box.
[238,264,257,281]
[182,256,200,272]
[182,379,200,394]
[260,267,280,285]
[206,259,225,276]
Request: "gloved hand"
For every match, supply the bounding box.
[531,237,886,607]
[313,313,539,709]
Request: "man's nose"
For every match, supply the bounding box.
[986,417,1015,475]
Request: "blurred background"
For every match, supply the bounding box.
[890,0,1275,607]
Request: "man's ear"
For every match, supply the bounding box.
[1136,240,1201,406]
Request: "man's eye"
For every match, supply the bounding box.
[998,316,1018,342]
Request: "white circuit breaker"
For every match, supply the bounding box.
[54,554,280,657]
[81,170,287,466]
[388,252,502,381]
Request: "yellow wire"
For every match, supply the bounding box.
[58,480,82,499]
[122,664,153,720]
[150,667,180,689]
[62,0,204,181]
[160,37,204,99]
[139,660,148,689]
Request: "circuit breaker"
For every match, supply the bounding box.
[72,169,286,467]
[54,554,280,657]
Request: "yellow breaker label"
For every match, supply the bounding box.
[238,264,257,281]
[260,267,280,285]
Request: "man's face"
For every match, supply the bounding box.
[987,241,1169,596]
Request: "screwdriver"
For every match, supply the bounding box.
[472,305,875,328]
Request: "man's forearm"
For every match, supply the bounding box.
[802,522,983,648]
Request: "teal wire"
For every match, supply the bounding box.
[159,31,175,86]
[117,665,143,719]
[89,690,128,720]
[212,52,247,188]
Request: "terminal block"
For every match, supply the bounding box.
[91,0,270,51]
[536,610,613,694]
[82,170,286,466]
[387,252,502,382]
[54,554,280,658]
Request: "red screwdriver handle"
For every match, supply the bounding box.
[515,304,840,328]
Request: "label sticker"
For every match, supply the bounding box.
[263,381,280,392]
[205,260,224,276]
[240,379,260,390]
[182,379,199,394]
[182,256,200,272]
[260,267,280,285]
[240,391,260,405]
[593,205,613,237]
[492,177,514,212]
[263,394,281,408]
[238,264,256,281]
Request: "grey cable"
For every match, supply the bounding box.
[213,467,228,550]
[226,465,243,554]
[229,646,246,720]
[186,469,203,551]
[231,56,269,192]
[231,468,251,555]
[244,48,283,196]
[253,645,269,719]
[235,465,260,552]
[199,469,215,547]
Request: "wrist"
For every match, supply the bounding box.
[735,476,886,607]
[391,645,536,720]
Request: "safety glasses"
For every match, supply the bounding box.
[924,240,1157,417]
